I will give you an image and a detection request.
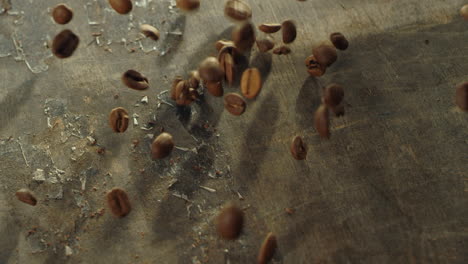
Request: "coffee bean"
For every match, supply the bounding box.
[106,188,131,218]
[219,52,235,85]
[232,22,256,52]
[323,83,344,108]
[176,0,200,11]
[257,232,277,264]
[241,68,262,99]
[109,107,129,133]
[305,55,326,77]
[312,45,337,67]
[122,70,149,90]
[205,81,224,97]
[108,0,132,14]
[175,80,197,105]
[455,82,468,111]
[461,5,468,20]
[314,105,330,139]
[52,29,79,59]
[199,57,224,82]
[224,93,246,116]
[258,23,282,34]
[151,132,175,159]
[140,24,160,41]
[170,76,184,100]
[282,20,297,44]
[52,4,73,25]
[290,136,307,160]
[256,38,275,52]
[272,45,291,55]
[216,204,244,240]
[215,39,235,51]
[217,43,239,63]
[188,71,200,88]
[330,32,349,50]
[224,0,252,22]
[15,189,37,206]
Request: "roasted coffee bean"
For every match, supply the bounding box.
[205,81,224,97]
[170,76,184,100]
[109,107,129,133]
[224,0,252,21]
[314,105,330,139]
[188,71,200,88]
[52,4,73,25]
[272,45,291,55]
[140,24,160,41]
[151,132,175,159]
[217,43,239,63]
[219,52,235,85]
[215,39,235,51]
[461,5,468,20]
[258,23,281,34]
[257,232,277,264]
[256,38,275,52]
[330,32,349,50]
[241,68,262,99]
[455,82,468,111]
[216,204,244,240]
[290,136,307,160]
[312,45,337,67]
[232,22,256,52]
[175,81,197,105]
[108,0,132,14]
[122,70,149,90]
[199,57,224,82]
[52,29,79,59]
[224,93,246,116]
[15,189,37,206]
[323,83,344,108]
[282,20,297,44]
[176,0,200,11]
[305,55,326,77]
[106,188,131,218]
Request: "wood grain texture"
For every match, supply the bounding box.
[0,0,467,263]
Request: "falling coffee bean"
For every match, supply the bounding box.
[216,204,244,240]
[170,76,184,100]
[108,0,132,14]
[224,0,252,21]
[312,45,337,67]
[330,32,349,50]
[323,83,344,108]
[305,55,326,77]
[199,57,224,82]
[461,5,468,20]
[15,189,37,206]
[314,105,330,139]
[224,93,246,116]
[106,188,131,218]
[140,24,160,41]
[176,0,200,11]
[256,38,275,53]
[205,81,224,97]
[52,29,80,59]
[282,20,297,44]
[52,4,73,25]
[241,68,262,99]
[290,136,307,160]
[258,23,282,34]
[215,39,235,52]
[257,232,277,264]
[175,81,191,105]
[122,70,149,90]
[151,132,175,159]
[232,22,256,52]
[455,82,468,111]
[109,107,129,133]
[218,43,239,63]
[219,52,235,85]
[272,45,291,55]
[188,70,201,88]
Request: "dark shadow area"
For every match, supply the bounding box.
[295,76,322,131]
[250,52,273,84]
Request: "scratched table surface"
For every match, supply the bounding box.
[0,0,467,263]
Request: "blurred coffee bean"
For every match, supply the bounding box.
[330,32,349,50]
[52,4,73,25]
[216,204,244,239]
[151,132,175,159]
[312,45,337,67]
[224,0,252,21]
[52,29,79,59]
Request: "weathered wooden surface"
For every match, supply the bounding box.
[0,0,467,263]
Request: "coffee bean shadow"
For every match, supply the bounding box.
[0,208,21,264]
[250,52,273,84]
[295,76,322,131]
[0,77,37,133]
